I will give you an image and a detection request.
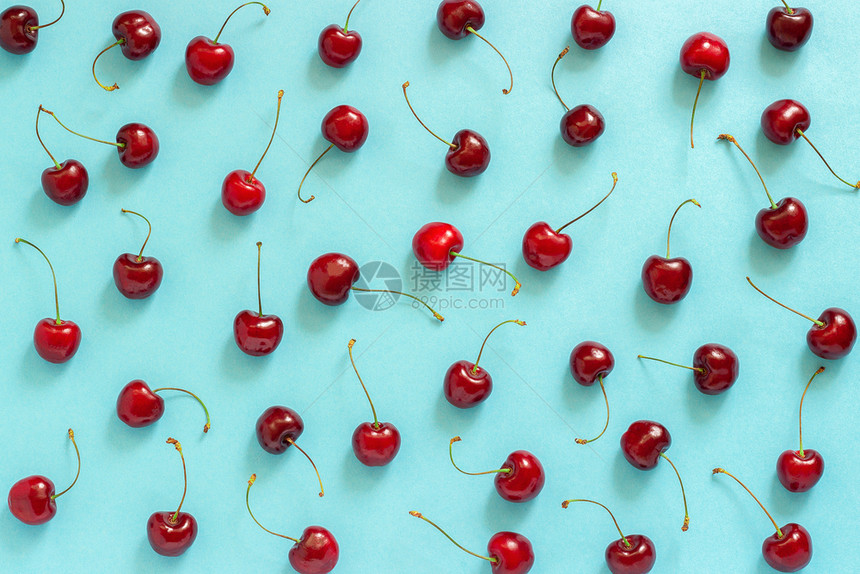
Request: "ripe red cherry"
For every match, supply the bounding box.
[638,343,739,395]
[318,0,363,68]
[444,319,526,408]
[562,499,656,574]
[523,172,617,270]
[8,428,79,525]
[147,438,198,557]
[257,406,304,454]
[570,341,614,445]
[0,0,63,54]
[234,242,283,356]
[116,380,211,432]
[449,437,545,502]
[680,32,729,147]
[766,5,813,51]
[410,511,534,574]
[747,277,856,360]
[348,339,401,466]
[35,104,88,206]
[113,209,163,299]
[92,10,161,91]
[641,199,700,304]
[550,47,606,147]
[115,123,159,168]
[571,3,615,50]
[776,367,825,493]
[713,468,812,571]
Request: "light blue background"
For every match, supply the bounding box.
[1,1,857,572]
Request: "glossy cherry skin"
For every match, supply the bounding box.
[571,5,615,50]
[41,160,89,206]
[34,318,81,363]
[7,475,55,525]
[522,222,572,271]
[322,105,368,152]
[147,512,198,556]
[221,170,265,216]
[620,420,670,470]
[318,25,361,68]
[605,535,657,574]
[692,343,739,395]
[185,37,234,85]
[777,450,823,493]
[762,523,812,572]
[766,7,813,52]
[256,406,304,454]
[679,32,730,80]
[446,129,490,177]
[113,253,163,299]
[116,380,164,427]
[352,422,401,466]
[560,104,605,147]
[436,0,484,40]
[756,197,808,249]
[806,308,856,360]
[487,531,534,574]
[113,11,161,60]
[495,451,545,503]
[0,5,37,54]
[307,252,360,306]
[444,360,492,408]
[290,526,339,574]
[569,341,614,386]
[761,100,809,145]
[641,256,693,304]
[116,123,159,168]
[234,310,283,356]
[412,222,464,271]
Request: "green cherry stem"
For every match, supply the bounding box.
[16,238,62,324]
[745,276,825,327]
[690,70,706,148]
[449,436,512,476]
[780,0,794,14]
[121,209,153,260]
[449,251,521,296]
[659,452,690,531]
[465,26,513,95]
[152,388,211,433]
[343,0,361,32]
[472,319,526,374]
[92,39,126,91]
[561,499,631,548]
[51,429,80,500]
[39,107,124,149]
[795,129,860,189]
[348,339,379,428]
[718,134,777,209]
[29,0,64,30]
[402,82,456,149]
[551,46,570,111]
[556,172,618,233]
[253,241,263,316]
[637,354,704,374]
[713,467,783,538]
[213,2,270,44]
[246,474,301,543]
[797,366,825,457]
[666,199,701,259]
[596,0,604,11]
[166,438,187,524]
[36,105,61,170]
[409,511,498,565]
[249,90,284,182]
[575,374,609,445]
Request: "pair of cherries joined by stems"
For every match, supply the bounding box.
[449,436,545,503]
[117,380,211,434]
[641,198,701,304]
[0,0,62,54]
[638,343,740,395]
[92,10,161,91]
[148,438,198,557]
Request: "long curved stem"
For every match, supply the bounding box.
[550,47,570,111]
[350,287,444,321]
[713,468,782,538]
[253,242,263,315]
[690,70,705,148]
[120,209,152,260]
[250,90,284,181]
[660,453,690,531]
[402,82,455,148]
[576,375,609,445]
[561,499,630,548]
[40,107,123,148]
[449,437,511,476]
[797,367,825,456]
[409,512,497,564]
[796,130,860,189]
[556,172,618,233]
[717,134,777,209]
[16,238,62,323]
[745,276,825,327]
[246,474,300,543]
[152,388,211,433]
[285,438,324,497]
[92,39,125,91]
[666,199,701,259]
[29,0,64,30]
[472,319,526,372]
[348,339,379,427]
[449,251,521,296]
[465,26,513,95]
[213,2,270,44]
[166,438,187,524]
[637,355,704,374]
[343,0,361,31]
[36,106,61,169]
[297,143,334,203]
[51,429,80,499]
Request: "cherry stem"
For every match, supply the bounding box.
[745,276,825,327]
[246,474,301,543]
[780,0,794,14]
[166,438,187,524]
[120,209,153,260]
[796,129,860,190]
[253,241,264,315]
[712,468,783,538]
[350,287,445,321]
[347,339,379,427]
[637,355,704,374]
[556,172,618,233]
[285,438,324,497]
[576,375,609,445]
[250,90,284,180]
[297,143,334,203]
[15,238,62,324]
[665,198,701,259]
[343,0,361,32]
[717,134,777,209]
[29,0,64,30]
[596,0,604,10]
[448,436,512,476]
[36,106,61,170]
[409,511,498,564]
[797,366,825,457]
[689,70,706,148]
[561,499,631,548]
[213,2,270,44]
[152,388,211,433]
[550,47,570,111]
[92,39,125,91]
[465,26,513,95]
[659,453,690,531]
[39,107,123,148]
[402,82,455,149]
[472,319,526,373]
[51,429,80,500]
[449,251,521,296]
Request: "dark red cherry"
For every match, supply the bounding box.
[116,380,164,427]
[494,451,544,502]
[147,512,198,557]
[571,5,615,50]
[761,99,809,145]
[307,252,360,305]
[605,535,657,574]
[756,198,808,249]
[41,160,88,206]
[446,129,490,176]
[116,123,159,168]
[256,406,303,454]
[436,0,484,39]
[8,429,79,525]
[113,209,163,299]
[0,5,37,53]
[234,242,283,356]
[444,360,492,408]
[766,6,813,52]
[569,341,614,386]
[113,10,161,60]
[289,526,340,574]
[680,32,730,147]
[762,523,813,572]
[620,420,670,470]
[322,105,368,152]
[560,104,605,147]
[487,531,535,574]
[412,222,464,271]
[318,0,364,69]
[692,344,739,395]
[777,450,823,493]
[806,308,856,360]
[641,199,700,304]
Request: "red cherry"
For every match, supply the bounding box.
[766,6,813,52]
[550,49,607,147]
[776,367,825,493]
[307,252,360,305]
[713,468,812,572]
[680,32,729,147]
[8,429,79,525]
[318,0,363,68]
[113,209,163,299]
[115,123,159,168]
[641,199,700,304]
[570,341,614,445]
[185,2,270,85]
[256,406,304,454]
[571,4,615,50]
[147,438,198,557]
[562,499,656,574]
[449,437,545,502]
[234,242,283,356]
[523,172,617,270]
[92,10,161,91]
[116,380,211,432]
[638,343,739,395]
[36,103,89,206]
[246,475,339,574]
[0,4,37,53]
